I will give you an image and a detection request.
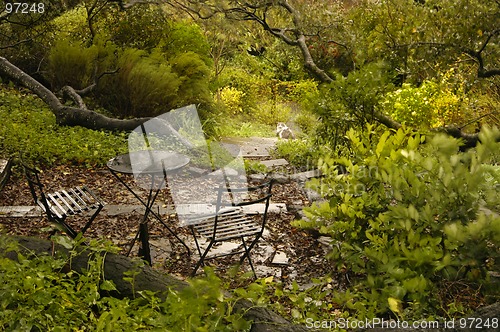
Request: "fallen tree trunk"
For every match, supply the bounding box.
[0,56,197,147]
[2,235,312,332]
[0,56,150,132]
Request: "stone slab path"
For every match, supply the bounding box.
[0,203,287,218]
[221,137,278,157]
[1,138,328,279]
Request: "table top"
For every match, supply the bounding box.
[107,150,190,175]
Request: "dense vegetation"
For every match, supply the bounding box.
[0,236,250,331]
[1,0,499,329]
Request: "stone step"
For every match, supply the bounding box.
[167,203,286,217]
[271,250,289,266]
[289,169,321,181]
[259,159,289,168]
[0,203,287,218]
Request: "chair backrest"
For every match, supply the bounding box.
[215,180,274,228]
[21,161,55,220]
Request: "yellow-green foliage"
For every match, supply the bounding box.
[0,236,250,331]
[0,85,127,166]
[48,40,99,89]
[295,125,500,319]
[218,87,246,115]
[381,77,469,128]
[49,5,88,41]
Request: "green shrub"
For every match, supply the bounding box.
[218,86,247,115]
[107,4,170,51]
[380,79,468,128]
[313,62,395,150]
[294,125,500,319]
[170,51,212,108]
[274,138,323,170]
[46,8,213,119]
[164,21,212,65]
[0,236,250,331]
[47,39,99,90]
[96,48,180,118]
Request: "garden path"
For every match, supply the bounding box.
[0,138,335,286]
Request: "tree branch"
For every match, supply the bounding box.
[0,55,150,131]
[463,29,500,78]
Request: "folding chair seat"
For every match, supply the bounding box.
[185,180,274,278]
[21,161,105,239]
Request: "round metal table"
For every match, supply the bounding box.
[107,150,190,264]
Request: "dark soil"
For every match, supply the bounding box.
[0,163,336,288]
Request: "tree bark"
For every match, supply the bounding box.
[0,56,151,132]
[2,235,313,332]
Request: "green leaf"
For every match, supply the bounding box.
[100,280,117,291]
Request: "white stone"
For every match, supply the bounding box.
[255,265,282,278]
[271,251,289,265]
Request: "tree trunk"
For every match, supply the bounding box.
[0,56,150,132]
[2,235,313,332]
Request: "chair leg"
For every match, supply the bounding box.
[126,227,141,257]
[191,227,204,258]
[192,239,215,277]
[81,205,104,235]
[239,237,257,279]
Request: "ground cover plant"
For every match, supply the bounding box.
[0,236,250,331]
[0,85,127,166]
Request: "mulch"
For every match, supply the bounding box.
[0,162,335,288]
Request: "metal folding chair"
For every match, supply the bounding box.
[22,161,105,239]
[185,180,274,278]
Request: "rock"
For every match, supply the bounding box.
[290,169,321,182]
[272,251,289,266]
[303,188,324,203]
[270,173,290,184]
[260,159,289,168]
[249,173,267,182]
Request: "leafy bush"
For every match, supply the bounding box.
[107,4,171,51]
[0,85,127,166]
[170,51,212,108]
[0,236,250,331]
[46,7,213,119]
[294,125,500,319]
[218,86,247,115]
[274,138,323,170]
[95,48,181,118]
[313,62,395,150]
[251,101,292,126]
[164,21,212,65]
[47,39,99,90]
[380,79,468,128]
